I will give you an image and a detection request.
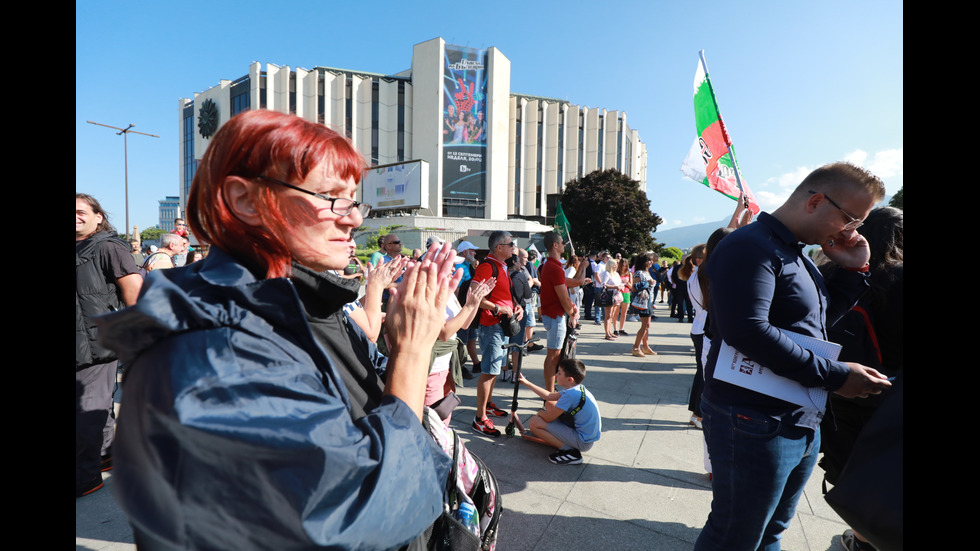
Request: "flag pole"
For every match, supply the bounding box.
[562,225,576,258]
[699,50,749,207]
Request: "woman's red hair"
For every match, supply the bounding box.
[187,110,365,278]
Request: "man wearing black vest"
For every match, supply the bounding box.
[76,194,142,498]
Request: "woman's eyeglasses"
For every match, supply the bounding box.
[256,175,372,217]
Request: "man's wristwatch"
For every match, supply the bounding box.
[843,263,871,273]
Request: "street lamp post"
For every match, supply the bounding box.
[86,120,160,240]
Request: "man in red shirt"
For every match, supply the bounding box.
[471,231,523,436]
[539,232,585,392]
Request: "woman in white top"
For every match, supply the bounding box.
[424,277,495,423]
[565,254,590,310]
[600,259,623,340]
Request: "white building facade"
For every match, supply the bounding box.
[178,38,647,248]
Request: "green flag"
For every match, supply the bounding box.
[554,201,576,256]
[555,201,571,240]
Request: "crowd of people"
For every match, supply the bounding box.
[77,109,901,551]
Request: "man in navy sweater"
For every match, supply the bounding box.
[694,162,892,551]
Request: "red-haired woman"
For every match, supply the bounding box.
[98,110,459,550]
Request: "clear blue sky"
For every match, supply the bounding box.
[76,1,902,240]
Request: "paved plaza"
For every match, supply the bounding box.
[77,305,853,551]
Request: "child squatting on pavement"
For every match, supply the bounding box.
[517,358,601,465]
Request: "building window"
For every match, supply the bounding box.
[182,103,195,208]
[557,111,564,193]
[625,134,632,176]
[317,76,325,125]
[536,110,543,214]
[231,76,250,116]
[514,117,522,213]
[617,118,623,171]
[345,77,353,139]
[259,74,267,109]
[597,114,604,168]
[371,79,380,165]
[397,81,405,161]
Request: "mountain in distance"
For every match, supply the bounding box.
[652,218,730,250]
[652,194,894,251]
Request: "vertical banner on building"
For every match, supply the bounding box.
[443,44,488,215]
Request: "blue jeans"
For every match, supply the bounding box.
[694,397,820,551]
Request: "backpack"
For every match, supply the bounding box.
[422,407,501,550]
[558,385,587,428]
[139,251,175,278]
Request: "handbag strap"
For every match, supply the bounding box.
[481,257,516,317]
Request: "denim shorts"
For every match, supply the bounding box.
[541,314,567,350]
[456,325,477,343]
[525,302,536,328]
[478,323,506,375]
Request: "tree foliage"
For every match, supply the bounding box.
[660,247,684,264]
[354,224,408,259]
[888,186,903,210]
[140,226,168,241]
[559,169,662,256]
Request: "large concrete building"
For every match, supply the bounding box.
[178,37,647,249]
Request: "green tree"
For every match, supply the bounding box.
[888,186,903,210]
[559,169,662,256]
[355,224,407,261]
[660,246,683,264]
[140,226,168,241]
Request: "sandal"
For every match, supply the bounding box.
[632,348,645,357]
[641,346,657,355]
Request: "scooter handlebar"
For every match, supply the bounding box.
[501,337,538,351]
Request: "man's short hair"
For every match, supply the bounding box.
[543,232,562,251]
[377,236,385,248]
[174,218,185,224]
[558,358,587,385]
[488,230,511,251]
[160,233,182,250]
[425,235,445,249]
[793,162,886,204]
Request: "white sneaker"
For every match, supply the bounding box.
[690,415,703,429]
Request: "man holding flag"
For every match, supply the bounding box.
[538,231,580,392]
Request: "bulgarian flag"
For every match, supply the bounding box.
[680,51,760,214]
